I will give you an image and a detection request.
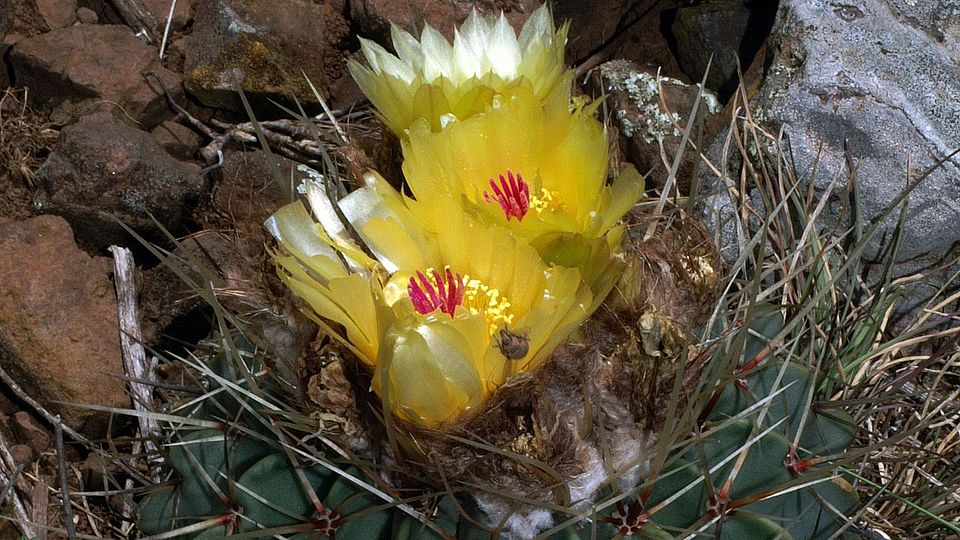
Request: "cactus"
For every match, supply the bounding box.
[137,339,467,539]
[138,304,858,539]
[591,307,859,540]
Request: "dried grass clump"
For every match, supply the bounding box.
[0,88,57,186]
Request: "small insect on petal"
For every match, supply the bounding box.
[495,327,529,360]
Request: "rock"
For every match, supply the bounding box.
[596,60,721,193]
[0,43,11,89]
[0,216,129,435]
[142,0,192,31]
[553,0,647,65]
[350,0,540,41]
[707,0,960,316]
[672,0,752,97]
[208,149,294,234]
[33,0,77,29]
[80,452,117,490]
[183,0,349,112]
[75,6,98,24]
[11,411,50,454]
[9,443,34,465]
[9,24,182,127]
[33,109,205,250]
[151,120,201,161]
[5,0,51,41]
[141,149,293,342]
[141,151,310,361]
[1,0,13,38]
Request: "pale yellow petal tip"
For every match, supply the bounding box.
[351,4,570,136]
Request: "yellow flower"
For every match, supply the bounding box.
[400,83,645,301]
[348,4,569,136]
[266,172,592,426]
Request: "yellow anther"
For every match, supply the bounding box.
[461,274,515,334]
[529,188,558,214]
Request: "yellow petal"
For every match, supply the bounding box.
[376,314,488,425]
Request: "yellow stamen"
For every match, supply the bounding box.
[462,275,515,334]
[529,187,558,214]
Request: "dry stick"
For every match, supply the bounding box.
[32,478,48,540]
[0,366,89,448]
[109,0,158,43]
[109,246,161,478]
[158,0,178,59]
[0,459,35,539]
[53,417,76,540]
[146,71,364,169]
[0,428,32,501]
[110,246,163,538]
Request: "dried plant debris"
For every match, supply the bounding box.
[0,88,57,186]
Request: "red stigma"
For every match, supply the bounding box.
[483,170,530,221]
[408,268,464,317]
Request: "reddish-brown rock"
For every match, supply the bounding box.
[33,0,77,29]
[9,443,34,465]
[142,0,193,31]
[34,109,205,250]
[0,0,13,38]
[11,411,50,454]
[350,0,540,42]
[151,120,201,161]
[0,215,129,435]
[5,0,53,41]
[9,24,182,127]
[75,6,97,24]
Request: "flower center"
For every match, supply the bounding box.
[408,268,464,317]
[484,170,529,221]
[483,170,556,221]
[461,275,515,334]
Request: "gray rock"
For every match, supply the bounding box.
[34,109,205,250]
[706,0,960,314]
